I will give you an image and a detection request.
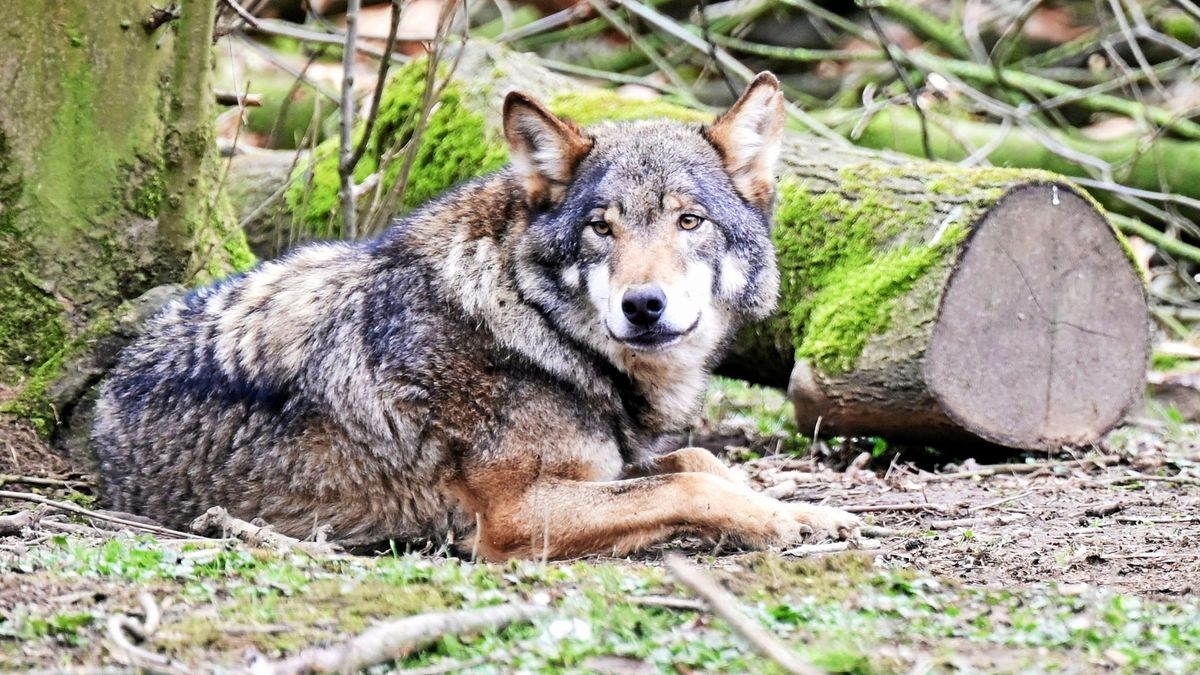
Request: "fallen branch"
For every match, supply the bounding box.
[105,593,183,674]
[843,502,956,514]
[860,525,916,538]
[338,0,362,240]
[664,555,824,675]
[967,490,1035,513]
[265,604,549,674]
[782,540,882,557]
[922,455,1124,482]
[928,515,1027,530]
[1103,473,1200,487]
[1115,515,1200,524]
[0,508,43,536]
[0,490,202,539]
[1077,501,1126,518]
[190,506,340,557]
[0,474,88,489]
[215,91,263,107]
[626,595,708,611]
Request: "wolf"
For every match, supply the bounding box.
[92,73,860,559]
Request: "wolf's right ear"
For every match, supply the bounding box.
[705,73,785,210]
[503,92,593,208]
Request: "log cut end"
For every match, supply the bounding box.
[924,184,1149,449]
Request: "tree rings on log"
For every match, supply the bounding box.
[791,183,1149,450]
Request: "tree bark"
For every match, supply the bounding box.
[0,0,254,440]
[226,44,1149,450]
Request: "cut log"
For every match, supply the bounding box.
[785,185,1149,448]
[226,44,1150,450]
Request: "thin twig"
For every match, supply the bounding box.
[265,604,550,674]
[864,2,931,158]
[347,0,402,176]
[0,490,204,539]
[664,555,824,675]
[221,0,406,63]
[105,593,182,673]
[928,515,1026,530]
[922,455,1124,482]
[610,0,846,144]
[843,502,956,514]
[1103,473,1200,487]
[0,508,44,536]
[0,474,88,489]
[782,540,881,557]
[1114,515,1200,524]
[215,91,263,107]
[627,595,708,611]
[338,0,362,240]
[191,506,340,557]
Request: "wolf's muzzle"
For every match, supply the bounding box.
[621,284,667,328]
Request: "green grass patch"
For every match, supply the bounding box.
[4,533,1199,672]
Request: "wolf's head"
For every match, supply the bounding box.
[508,75,784,370]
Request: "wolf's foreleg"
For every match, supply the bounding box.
[472,473,859,560]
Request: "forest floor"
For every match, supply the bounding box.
[1,380,1198,674]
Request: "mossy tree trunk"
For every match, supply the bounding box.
[0,0,254,441]
[227,44,1149,450]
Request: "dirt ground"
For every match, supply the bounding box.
[742,447,1200,597]
[4,414,1197,597]
[1,412,1198,672]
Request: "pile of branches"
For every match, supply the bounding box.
[216,0,1200,341]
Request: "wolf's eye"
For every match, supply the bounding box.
[589,221,612,236]
[679,214,704,231]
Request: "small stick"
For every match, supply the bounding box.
[265,604,549,674]
[626,595,708,611]
[1114,515,1200,524]
[0,509,43,536]
[861,525,915,538]
[843,502,956,514]
[105,593,181,673]
[928,515,1025,530]
[922,455,1123,482]
[1103,474,1200,487]
[190,506,339,557]
[1078,501,1126,518]
[0,490,203,540]
[782,540,882,557]
[214,91,263,107]
[338,0,362,240]
[0,474,88,489]
[967,490,1034,513]
[664,555,824,675]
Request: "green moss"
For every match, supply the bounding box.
[547,90,712,126]
[284,69,723,240]
[0,315,113,436]
[797,227,964,373]
[0,130,71,389]
[770,165,975,375]
[222,232,257,273]
[286,60,508,238]
[167,577,451,654]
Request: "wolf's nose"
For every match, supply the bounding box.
[622,285,667,328]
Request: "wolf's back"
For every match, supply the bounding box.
[91,242,425,532]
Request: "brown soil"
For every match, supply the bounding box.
[743,445,1200,597]
[2,416,1197,598]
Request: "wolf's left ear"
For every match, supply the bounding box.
[705,73,785,209]
[503,92,593,208]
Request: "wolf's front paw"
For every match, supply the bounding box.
[788,504,860,541]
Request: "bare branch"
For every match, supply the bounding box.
[665,555,824,675]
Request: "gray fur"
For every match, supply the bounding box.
[92,112,781,546]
